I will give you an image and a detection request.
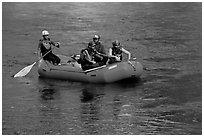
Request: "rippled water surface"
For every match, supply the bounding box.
[2,2,202,135]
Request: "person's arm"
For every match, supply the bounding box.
[37,41,42,57]
[122,48,131,60]
[83,50,96,64]
[109,48,113,56]
[49,40,60,48]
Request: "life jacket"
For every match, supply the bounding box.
[112,47,123,60]
[39,38,52,56]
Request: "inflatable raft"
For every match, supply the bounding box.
[38,55,143,83]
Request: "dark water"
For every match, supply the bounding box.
[2,2,202,135]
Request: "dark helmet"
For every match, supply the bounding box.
[112,40,120,47]
[88,41,96,49]
[93,35,100,41]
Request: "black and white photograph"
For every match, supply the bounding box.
[2,2,202,135]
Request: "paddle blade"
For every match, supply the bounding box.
[14,62,36,78]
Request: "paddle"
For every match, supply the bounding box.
[84,65,107,73]
[13,49,53,78]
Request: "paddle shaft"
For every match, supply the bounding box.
[84,65,107,73]
[37,41,60,62]
[37,48,53,63]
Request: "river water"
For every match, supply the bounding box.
[2,2,202,135]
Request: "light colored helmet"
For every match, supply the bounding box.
[93,35,100,40]
[42,30,49,36]
[112,40,120,47]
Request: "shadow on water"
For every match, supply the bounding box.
[78,78,144,134]
[38,78,60,101]
[37,78,68,134]
[39,88,56,100]
[36,73,202,135]
[79,85,102,134]
[37,77,143,134]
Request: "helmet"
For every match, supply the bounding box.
[93,35,100,40]
[112,40,120,47]
[88,41,96,49]
[42,30,49,36]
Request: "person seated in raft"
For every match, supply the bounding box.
[38,30,61,65]
[91,34,109,66]
[92,34,106,55]
[108,40,131,64]
[80,41,107,71]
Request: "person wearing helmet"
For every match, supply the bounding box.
[80,41,102,70]
[93,34,106,55]
[92,34,109,65]
[80,41,109,71]
[108,40,131,64]
[38,30,61,65]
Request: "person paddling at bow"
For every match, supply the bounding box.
[38,30,61,65]
[108,40,131,64]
